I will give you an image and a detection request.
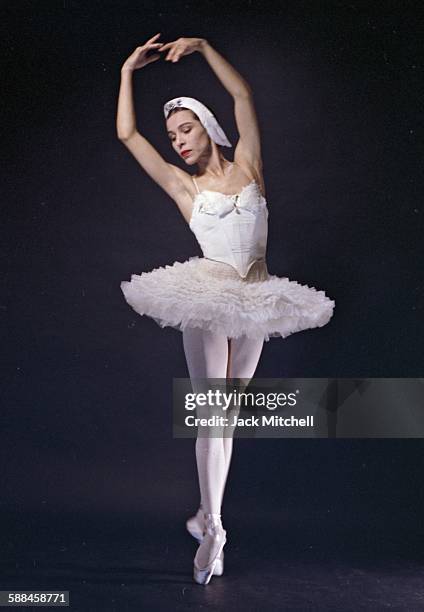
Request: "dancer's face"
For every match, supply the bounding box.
[166,110,210,165]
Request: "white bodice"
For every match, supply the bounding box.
[189,180,269,278]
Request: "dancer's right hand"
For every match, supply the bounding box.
[121,33,163,71]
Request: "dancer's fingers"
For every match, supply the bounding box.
[147,32,162,42]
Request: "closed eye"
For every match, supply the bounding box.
[169,128,191,142]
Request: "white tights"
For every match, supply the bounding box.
[182,327,264,516]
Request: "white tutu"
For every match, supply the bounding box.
[120,256,335,342]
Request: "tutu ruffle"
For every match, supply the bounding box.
[120,256,335,342]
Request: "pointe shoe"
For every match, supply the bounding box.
[186,508,224,575]
[193,513,227,585]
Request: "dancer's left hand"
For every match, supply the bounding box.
[158,37,205,62]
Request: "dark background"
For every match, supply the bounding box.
[1,1,423,607]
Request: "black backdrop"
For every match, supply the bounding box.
[1,0,423,598]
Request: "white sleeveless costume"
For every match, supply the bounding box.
[120,178,335,341]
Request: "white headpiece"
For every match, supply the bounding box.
[163,96,232,147]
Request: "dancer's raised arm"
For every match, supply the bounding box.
[160,37,263,172]
[116,33,184,199]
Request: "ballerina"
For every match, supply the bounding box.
[117,33,335,585]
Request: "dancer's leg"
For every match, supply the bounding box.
[183,327,228,516]
[183,326,228,381]
[228,335,265,384]
[183,326,229,570]
[219,335,265,508]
